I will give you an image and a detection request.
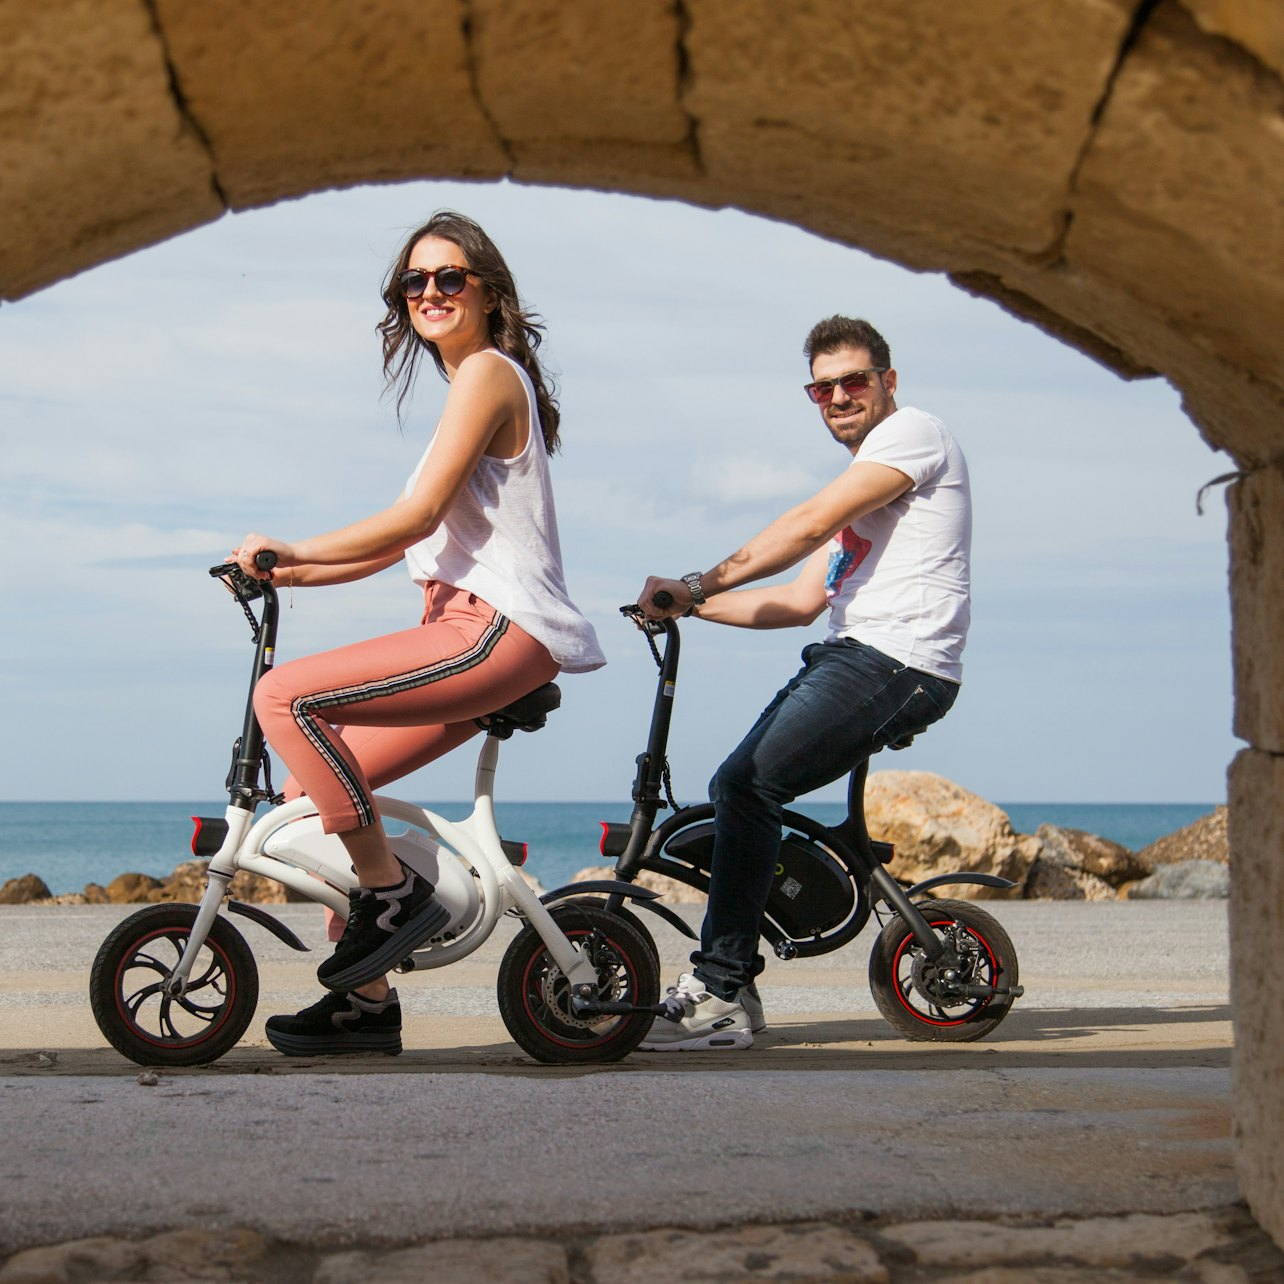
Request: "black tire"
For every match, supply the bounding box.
[497,899,659,1064]
[89,903,259,1067]
[868,898,1018,1043]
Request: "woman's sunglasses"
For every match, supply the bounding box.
[803,368,888,405]
[397,265,477,300]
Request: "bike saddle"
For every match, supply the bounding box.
[887,734,915,751]
[477,682,562,737]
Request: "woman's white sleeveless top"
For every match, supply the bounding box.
[402,350,605,674]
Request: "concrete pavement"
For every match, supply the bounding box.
[1,899,1275,1282]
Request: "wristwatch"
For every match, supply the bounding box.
[681,572,707,607]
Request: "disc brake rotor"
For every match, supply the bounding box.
[539,935,625,1029]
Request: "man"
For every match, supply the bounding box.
[636,316,971,1050]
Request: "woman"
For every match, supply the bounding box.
[231,211,604,1056]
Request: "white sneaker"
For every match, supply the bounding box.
[740,981,767,1034]
[639,973,754,1051]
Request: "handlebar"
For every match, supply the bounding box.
[207,549,279,605]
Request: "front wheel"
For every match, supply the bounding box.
[497,900,659,1064]
[868,898,1018,1043]
[89,903,259,1066]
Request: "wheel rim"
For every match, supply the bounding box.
[112,927,239,1049]
[890,915,1001,1027]
[519,926,638,1049]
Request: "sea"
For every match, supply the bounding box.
[0,800,1218,898]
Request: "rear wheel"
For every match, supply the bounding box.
[89,903,259,1066]
[497,900,659,1064]
[868,898,1017,1042]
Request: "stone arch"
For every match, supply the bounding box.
[3,0,1282,1243]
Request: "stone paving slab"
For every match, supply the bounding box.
[2,1206,1282,1283]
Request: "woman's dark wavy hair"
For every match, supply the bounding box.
[377,211,561,453]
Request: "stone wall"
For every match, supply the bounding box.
[2,0,1281,1247]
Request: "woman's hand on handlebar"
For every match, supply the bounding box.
[231,534,296,581]
[637,576,690,620]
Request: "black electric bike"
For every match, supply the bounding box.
[538,602,1024,1042]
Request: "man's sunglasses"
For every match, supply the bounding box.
[397,265,478,300]
[803,368,888,405]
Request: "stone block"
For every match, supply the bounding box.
[682,0,1133,260]
[585,1223,888,1284]
[882,1210,1236,1270]
[314,1237,569,1284]
[471,1,689,147]
[1068,2,1284,391]
[469,1,698,190]
[1183,0,1284,77]
[1229,464,1284,752]
[1228,749,1284,1249]
[0,0,222,299]
[154,0,509,208]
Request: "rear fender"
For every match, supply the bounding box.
[539,880,699,942]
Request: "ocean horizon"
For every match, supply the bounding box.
[0,799,1219,898]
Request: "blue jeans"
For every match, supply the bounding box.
[691,638,959,999]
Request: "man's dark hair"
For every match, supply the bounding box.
[804,316,891,371]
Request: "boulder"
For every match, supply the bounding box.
[104,872,164,903]
[1036,824,1150,886]
[0,873,53,904]
[1024,857,1116,901]
[571,865,707,905]
[82,882,110,904]
[864,771,1038,898]
[148,860,288,904]
[1137,805,1229,866]
[1126,860,1230,900]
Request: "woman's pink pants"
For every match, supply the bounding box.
[253,582,559,941]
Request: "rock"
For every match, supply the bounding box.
[1036,824,1150,885]
[1138,805,1229,866]
[82,882,109,904]
[0,874,53,905]
[864,771,1038,898]
[571,865,707,904]
[147,860,289,904]
[103,872,163,903]
[1024,858,1116,901]
[1126,860,1230,900]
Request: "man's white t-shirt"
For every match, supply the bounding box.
[823,406,970,683]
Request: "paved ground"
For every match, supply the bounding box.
[1,899,1277,1282]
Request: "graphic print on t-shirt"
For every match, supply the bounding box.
[825,527,872,598]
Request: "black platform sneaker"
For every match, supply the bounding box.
[265,988,403,1057]
[317,863,451,992]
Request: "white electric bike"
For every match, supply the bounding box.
[88,557,662,1066]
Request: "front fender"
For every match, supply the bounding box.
[226,900,310,951]
[904,872,1019,899]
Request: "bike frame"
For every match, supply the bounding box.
[565,614,1016,970]
[165,569,604,1000]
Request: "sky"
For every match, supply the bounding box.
[0,179,1240,805]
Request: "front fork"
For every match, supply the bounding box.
[164,806,254,997]
[869,865,1023,1000]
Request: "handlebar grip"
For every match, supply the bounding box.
[653,590,673,610]
[255,551,278,572]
